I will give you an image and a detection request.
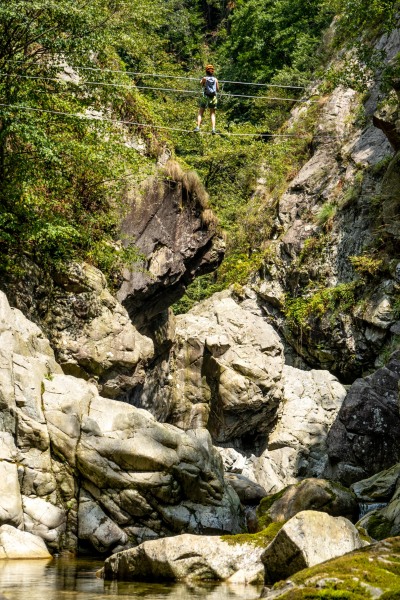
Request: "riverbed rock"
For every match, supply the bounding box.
[225,474,267,505]
[261,537,400,599]
[261,510,367,584]
[258,479,358,527]
[0,525,51,559]
[358,479,400,540]
[102,533,265,584]
[325,352,400,485]
[351,463,400,501]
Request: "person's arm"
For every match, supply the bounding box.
[200,77,206,87]
[216,78,220,92]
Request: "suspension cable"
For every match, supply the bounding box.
[0,102,315,138]
[0,72,318,104]
[2,59,309,89]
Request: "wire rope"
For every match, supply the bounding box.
[0,72,318,103]
[0,102,315,138]
[2,59,309,89]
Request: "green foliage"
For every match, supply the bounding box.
[284,282,359,330]
[0,0,164,278]
[316,202,337,226]
[349,253,383,276]
[217,0,333,85]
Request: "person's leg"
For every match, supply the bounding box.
[210,108,216,131]
[197,108,205,128]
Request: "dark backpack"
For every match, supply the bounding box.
[204,76,217,97]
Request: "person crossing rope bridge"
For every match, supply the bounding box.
[194,65,219,134]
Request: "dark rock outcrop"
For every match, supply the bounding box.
[117,161,224,332]
[257,479,359,526]
[325,352,400,486]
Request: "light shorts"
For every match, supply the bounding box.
[199,94,217,109]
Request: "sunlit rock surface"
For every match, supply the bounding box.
[0,291,243,555]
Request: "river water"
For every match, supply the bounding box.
[0,558,263,600]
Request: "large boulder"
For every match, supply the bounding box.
[261,510,367,584]
[102,533,264,584]
[249,366,346,494]
[117,161,224,332]
[0,290,243,555]
[351,463,400,501]
[326,352,400,486]
[139,291,285,444]
[257,479,358,527]
[0,525,51,559]
[261,537,400,599]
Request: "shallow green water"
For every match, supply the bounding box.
[0,558,263,600]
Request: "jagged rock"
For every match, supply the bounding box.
[351,464,400,501]
[1,260,155,402]
[261,537,400,599]
[251,29,400,379]
[0,525,51,559]
[0,290,243,555]
[325,352,400,485]
[261,511,367,584]
[258,479,358,526]
[248,366,346,494]
[101,534,265,584]
[139,291,285,444]
[46,262,154,401]
[117,161,224,331]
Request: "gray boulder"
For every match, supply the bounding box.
[257,479,358,527]
[139,290,285,444]
[326,352,400,485]
[261,510,367,584]
[102,533,265,584]
[351,463,400,501]
[0,525,51,559]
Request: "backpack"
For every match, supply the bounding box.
[204,76,217,97]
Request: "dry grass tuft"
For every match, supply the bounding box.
[201,208,219,229]
[163,159,218,230]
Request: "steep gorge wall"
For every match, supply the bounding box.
[252,26,400,382]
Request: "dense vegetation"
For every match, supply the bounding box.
[0,0,398,300]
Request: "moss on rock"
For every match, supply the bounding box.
[221,522,283,547]
[264,537,400,599]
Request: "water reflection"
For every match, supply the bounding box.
[0,558,263,600]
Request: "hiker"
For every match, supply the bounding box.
[194,64,219,134]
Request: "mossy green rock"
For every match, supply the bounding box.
[257,479,358,530]
[261,537,400,599]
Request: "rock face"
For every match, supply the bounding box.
[140,291,284,443]
[2,260,155,403]
[261,537,400,599]
[325,352,400,486]
[102,533,264,584]
[250,28,400,380]
[138,291,346,495]
[0,290,243,555]
[117,161,224,332]
[258,479,358,526]
[248,365,346,494]
[261,510,366,584]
